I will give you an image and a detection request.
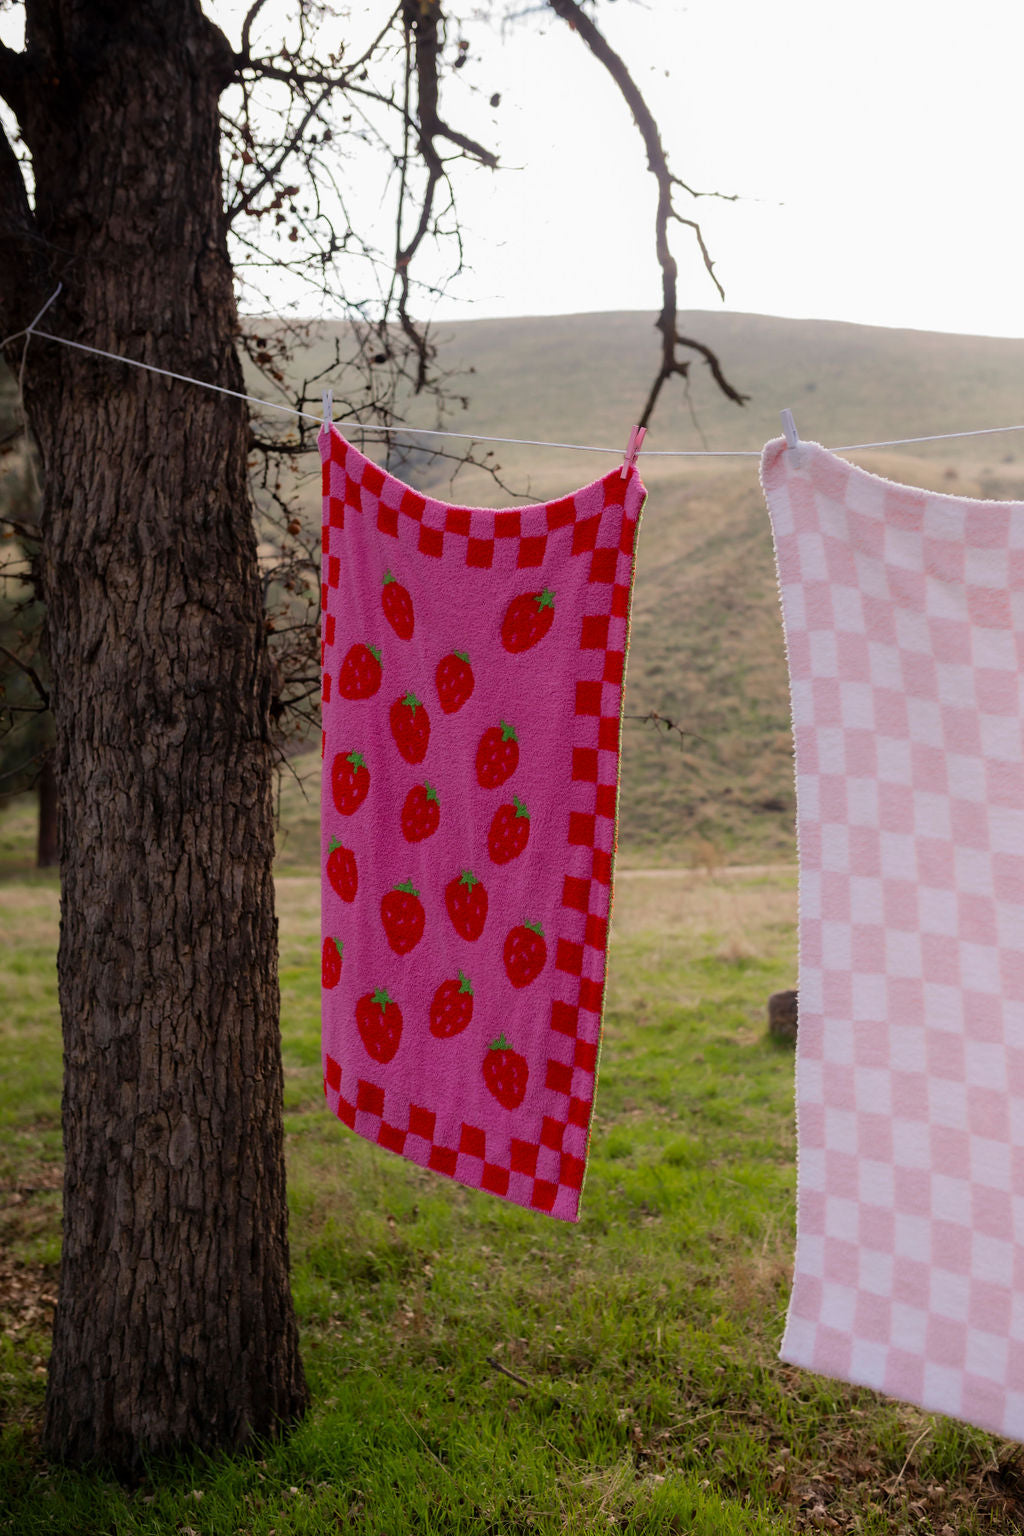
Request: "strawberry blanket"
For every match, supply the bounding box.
[763,436,1024,1440]
[319,427,646,1220]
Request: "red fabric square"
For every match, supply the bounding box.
[510,1138,539,1176]
[378,1121,407,1154]
[551,1000,579,1036]
[595,784,617,819]
[531,1180,557,1212]
[580,614,609,649]
[572,748,599,782]
[560,1153,586,1189]
[429,1145,458,1176]
[572,516,601,554]
[345,479,361,510]
[575,681,602,716]
[377,503,399,538]
[562,876,590,912]
[518,536,547,568]
[320,582,328,611]
[357,1080,385,1117]
[322,673,332,704]
[577,1038,601,1075]
[329,497,345,527]
[321,525,331,553]
[588,548,618,585]
[611,583,630,617]
[336,1096,356,1128]
[466,538,493,569]
[585,914,608,950]
[547,497,577,530]
[602,472,629,508]
[324,614,336,648]
[569,1095,591,1126]
[579,978,604,1013]
[418,524,444,559]
[568,812,596,846]
[556,939,584,976]
[408,1104,436,1141]
[592,849,612,884]
[445,507,472,535]
[325,1054,342,1091]
[546,1059,573,1095]
[401,488,426,520]
[460,1123,486,1159]
[597,717,620,751]
[328,555,340,589]
[494,512,521,538]
[620,518,637,555]
[540,1116,565,1150]
[602,651,624,685]
[362,463,385,496]
[322,460,331,496]
[481,1163,510,1196]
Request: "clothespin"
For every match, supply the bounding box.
[780,408,799,449]
[322,387,333,429]
[621,424,647,479]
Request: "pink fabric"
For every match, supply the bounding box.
[762,436,1024,1440]
[318,427,645,1220]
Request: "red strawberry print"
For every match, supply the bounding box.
[435,650,474,714]
[401,782,440,842]
[390,692,430,764]
[338,642,382,700]
[445,870,488,941]
[382,570,414,640]
[322,936,343,989]
[503,920,547,989]
[429,971,474,1039]
[332,750,370,815]
[476,721,519,789]
[501,589,555,653]
[326,838,358,902]
[356,988,403,1064]
[381,880,425,955]
[483,1035,529,1110]
[487,797,530,864]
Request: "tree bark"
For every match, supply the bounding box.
[36,750,58,867]
[0,0,308,1466]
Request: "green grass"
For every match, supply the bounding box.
[2,795,1022,1533]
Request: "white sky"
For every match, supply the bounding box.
[4,0,1023,338]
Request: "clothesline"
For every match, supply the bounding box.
[4,294,1024,459]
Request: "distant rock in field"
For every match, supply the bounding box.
[768,989,798,1043]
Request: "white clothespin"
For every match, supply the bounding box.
[322,387,333,429]
[621,423,647,479]
[780,408,799,449]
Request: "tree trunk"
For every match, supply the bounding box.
[2,0,308,1466]
[36,750,58,868]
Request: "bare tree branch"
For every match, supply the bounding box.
[545,0,747,425]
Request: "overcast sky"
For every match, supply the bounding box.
[209,0,1024,339]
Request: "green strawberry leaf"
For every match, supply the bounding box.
[454,650,470,663]
[489,1034,509,1052]
[346,751,366,768]
[424,782,440,804]
[536,589,555,610]
[499,720,518,742]
[372,988,392,1008]
[458,970,473,995]
[329,837,341,851]
[513,797,530,819]
[395,880,419,896]
[403,691,422,712]
[524,920,544,936]
[459,870,479,889]
[368,644,381,662]
[383,570,396,586]
[330,937,343,957]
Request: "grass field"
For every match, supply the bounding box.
[3,785,1023,1534]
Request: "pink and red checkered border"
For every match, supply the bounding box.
[319,426,643,1220]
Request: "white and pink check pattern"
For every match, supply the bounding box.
[762,436,1024,1441]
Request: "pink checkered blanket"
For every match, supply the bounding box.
[318,427,646,1220]
[763,437,1024,1439]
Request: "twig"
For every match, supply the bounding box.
[485,1354,563,1407]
